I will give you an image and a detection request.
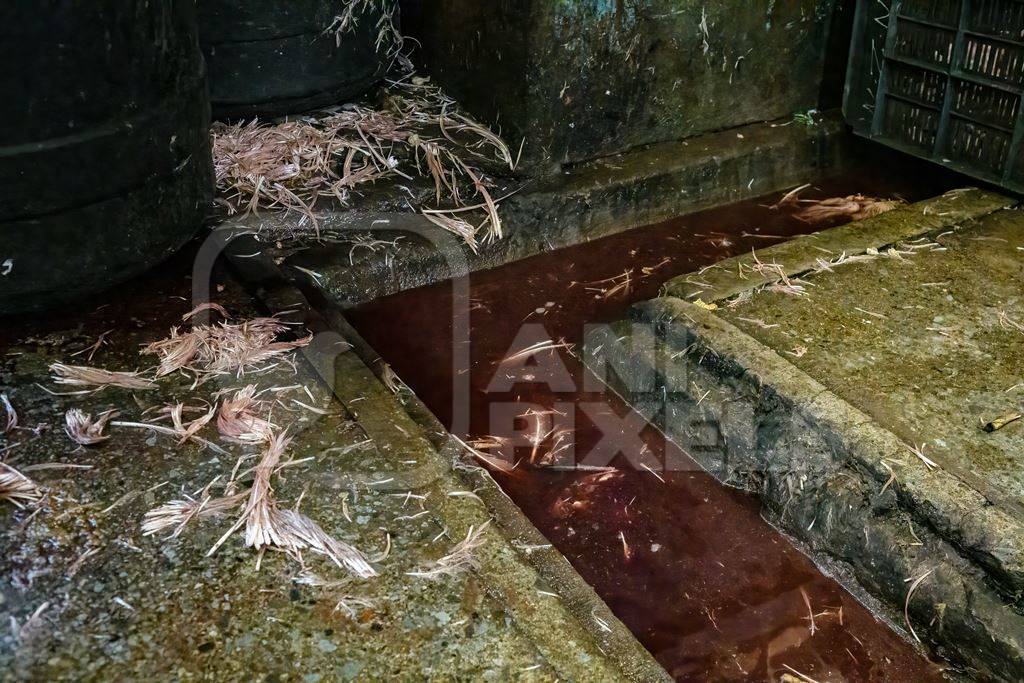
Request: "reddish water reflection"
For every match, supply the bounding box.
[348,178,950,681]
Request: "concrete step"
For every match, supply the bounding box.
[225,112,851,308]
[583,188,1024,680]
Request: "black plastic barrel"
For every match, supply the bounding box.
[0,1,213,314]
[199,0,388,120]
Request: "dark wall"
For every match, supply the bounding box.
[408,1,847,172]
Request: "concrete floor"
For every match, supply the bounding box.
[0,260,661,681]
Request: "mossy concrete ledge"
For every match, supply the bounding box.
[584,190,1024,680]
[226,112,850,308]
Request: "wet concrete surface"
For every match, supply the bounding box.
[0,254,586,681]
[347,177,955,680]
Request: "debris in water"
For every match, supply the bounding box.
[771,184,902,222]
[800,586,817,635]
[457,434,517,473]
[501,339,574,365]
[64,408,116,446]
[580,269,633,299]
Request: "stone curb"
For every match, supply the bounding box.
[220,231,672,683]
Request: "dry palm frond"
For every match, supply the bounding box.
[1,394,16,433]
[50,363,154,391]
[144,327,200,377]
[264,507,376,578]
[217,386,276,444]
[64,408,116,446]
[408,521,490,579]
[0,462,41,508]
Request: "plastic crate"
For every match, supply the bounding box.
[844,0,1024,192]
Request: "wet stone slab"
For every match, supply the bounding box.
[717,205,1024,523]
[0,267,566,680]
[592,189,1024,679]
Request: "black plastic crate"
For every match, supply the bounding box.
[844,0,1024,192]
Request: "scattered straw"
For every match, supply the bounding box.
[408,521,490,579]
[906,442,939,471]
[64,408,116,446]
[49,363,153,391]
[217,386,276,444]
[904,568,934,643]
[212,79,515,249]
[142,486,247,539]
[998,310,1024,335]
[1,394,16,433]
[198,431,376,578]
[143,309,311,380]
[0,462,41,508]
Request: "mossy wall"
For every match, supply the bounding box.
[413,0,841,171]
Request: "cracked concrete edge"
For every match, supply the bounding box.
[631,296,1024,600]
[224,111,852,309]
[222,234,672,683]
[607,296,1024,680]
[662,187,1017,303]
[585,299,1024,679]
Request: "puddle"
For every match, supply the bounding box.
[347,175,954,681]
